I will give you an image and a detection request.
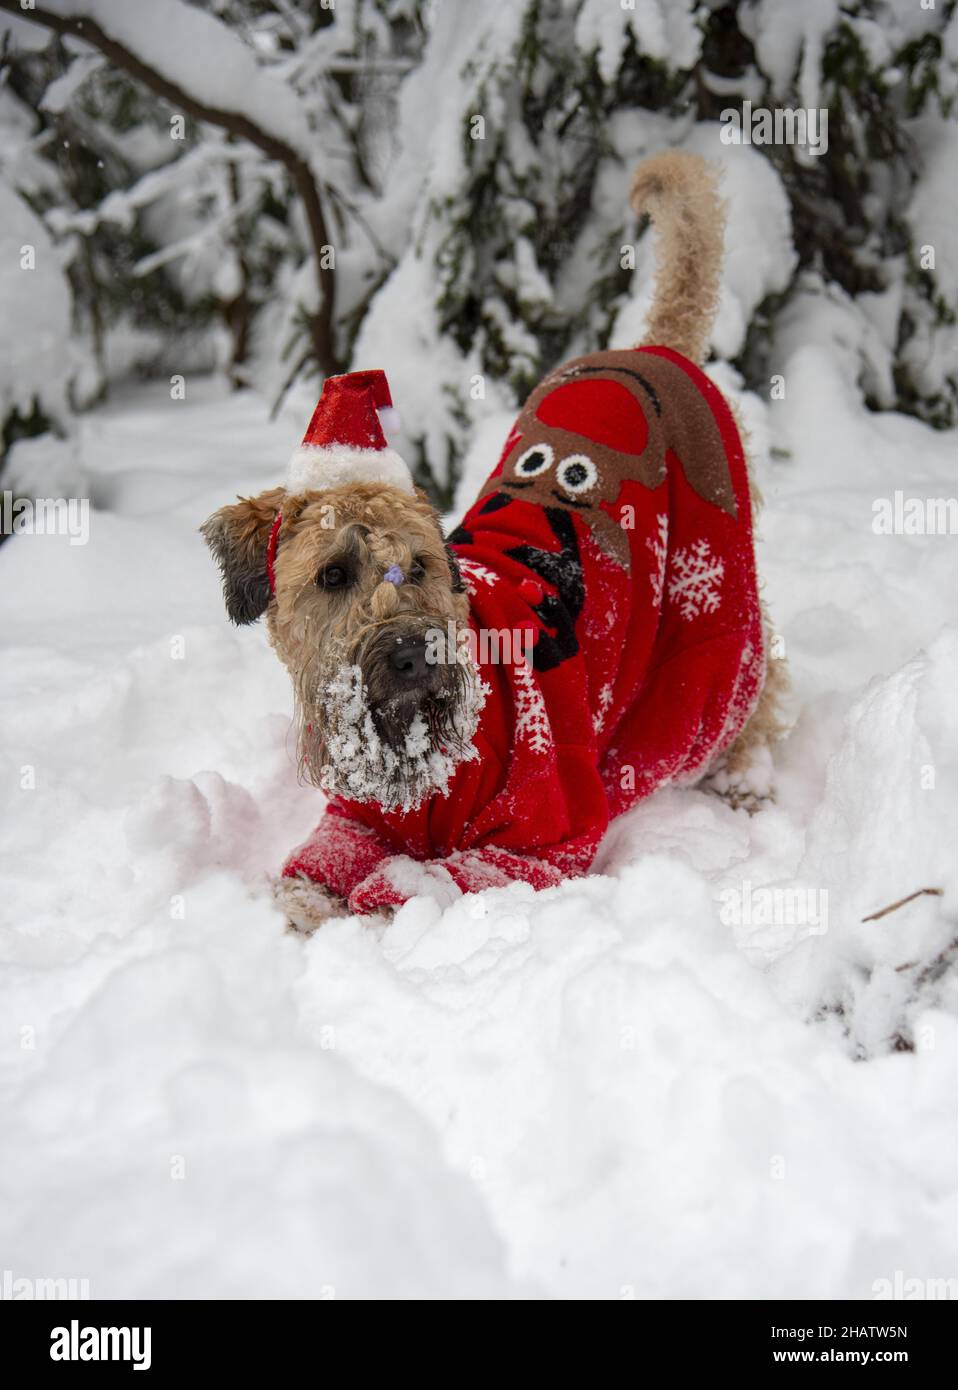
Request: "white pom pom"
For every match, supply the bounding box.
[377,406,401,441]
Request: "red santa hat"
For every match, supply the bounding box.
[286,369,413,495]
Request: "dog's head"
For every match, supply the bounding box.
[201,482,482,810]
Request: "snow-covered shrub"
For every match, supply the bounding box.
[0,0,419,417]
[0,175,72,435]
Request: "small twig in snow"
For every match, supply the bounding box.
[862,887,944,923]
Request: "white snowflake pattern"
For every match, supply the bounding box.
[458,558,499,595]
[512,658,553,755]
[593,680,614,734]
[645,512,668,608]
[667,538,724,621]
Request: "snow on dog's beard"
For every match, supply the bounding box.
[269,490,479,812]
[296,629,485,812]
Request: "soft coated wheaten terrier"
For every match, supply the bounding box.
[203,151,786,932]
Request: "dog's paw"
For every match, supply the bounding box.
[702,742,775,815]
[706,780,772,815]
[272,875,349,935]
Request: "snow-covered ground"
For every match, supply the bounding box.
[2,337,958,1299]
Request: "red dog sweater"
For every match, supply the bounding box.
[282,346,765,912]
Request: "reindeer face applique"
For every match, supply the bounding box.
[478,349,738,570]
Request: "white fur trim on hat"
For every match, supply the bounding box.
[286,444,414,495]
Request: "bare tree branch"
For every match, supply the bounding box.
[0,0,340,375]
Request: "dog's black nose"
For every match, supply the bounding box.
[389,636,428,680]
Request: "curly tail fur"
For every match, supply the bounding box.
[629,151,725,365]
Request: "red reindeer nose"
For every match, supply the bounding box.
[536,377,648,456]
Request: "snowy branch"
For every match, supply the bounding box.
[0,0,340,374]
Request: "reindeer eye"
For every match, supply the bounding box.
[556,454,598,494]
[515,443,554,477]
[318,564,351,590]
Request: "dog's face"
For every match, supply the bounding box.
[202,483,483,811]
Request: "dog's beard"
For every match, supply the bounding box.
[295,636,487,813]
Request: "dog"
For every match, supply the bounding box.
[202,151,786,931]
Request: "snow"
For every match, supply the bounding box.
[314,659,485,813]
[38,51,104,115]
[0,10,52,52]
[908,117,958,305]
[901,116,958,404]
[0,176,73,425]
[574,0,701,84]
[740,0,841,113]
[2,347,957,1298]
[1,432,86,502]
[24,0,319,167]
[354,241,514,499]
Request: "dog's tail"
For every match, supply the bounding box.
[629,151,726,365]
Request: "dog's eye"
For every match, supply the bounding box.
[515,443,554,477]
[556,453,598,494]
[410,559,426,582]
[318,564,350,590]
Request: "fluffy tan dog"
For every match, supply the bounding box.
[203,152,786,930]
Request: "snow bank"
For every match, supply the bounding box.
[767,633,958,1059]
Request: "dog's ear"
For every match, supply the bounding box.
[411,484,468,595]
[444,541,467,594]
[200,486,285,625]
